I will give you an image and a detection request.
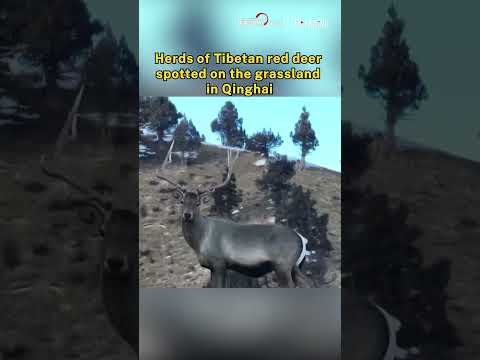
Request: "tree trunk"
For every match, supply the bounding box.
[45,61,58,94]
[384,108,397,156]
[300,156,306,170]
[42,62,61,113]
[182,153,187,168]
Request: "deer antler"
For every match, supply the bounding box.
[40,84,107,220]
[156,139,186,195]
[204,148,240,193]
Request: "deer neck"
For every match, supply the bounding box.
[182,214,207,253]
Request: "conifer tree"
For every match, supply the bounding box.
[173,116,203,166]
[276,184,331,251]
[210,167,243,218]
[358,5,428,153]
[211,101,247,148]
[290,106,319,169]
[245,129,283,158]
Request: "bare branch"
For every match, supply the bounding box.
[40,83,107,220]
[156,139,186,195]
[207,149,240,193]
[54,83,85,157]
[162,139,175,170]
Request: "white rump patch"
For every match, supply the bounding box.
[374,304,411,360]
[294,231,308,266]
[254,159,267,166]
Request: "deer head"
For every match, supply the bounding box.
[157,142,240,223]
[39,84,136,277]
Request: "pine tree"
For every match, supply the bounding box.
[290,106,319,169]
[256,155,296,208]
[173,116,203,166]
[211,101,247,148]
[85,25,118,114]
[20,0,102,93]
[142,97,181,141]
[117,35,138,112]
[343,188,460,354]
[245,129,283,158]
[276,184,331,252]
[210,168,243,218]
[358,5,428,154]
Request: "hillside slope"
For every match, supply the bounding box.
[139,144,341,288]
[360,148,480,360]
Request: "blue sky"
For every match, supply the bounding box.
[170,96,341,172]
[343,1,480,163]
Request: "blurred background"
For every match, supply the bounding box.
[139,0,341,96]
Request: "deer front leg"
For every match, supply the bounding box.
[210,264,227,288]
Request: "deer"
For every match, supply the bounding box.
[157,143,314,288]
[39,84,138,354]
[343,289,419,360]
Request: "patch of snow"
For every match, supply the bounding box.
[18,112,39,120]
[202,142,249,152]
[0,119,21,126]
[139,144,155,155]
[57,72,81,89]
[0,96,18,107]
[4,52,41,76]
[142,126,157,136]
[231,209,240,215]
[254,159,267,166]
[57,78,79,90]
[0,107,16,115]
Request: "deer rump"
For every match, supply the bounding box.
[343,291,412,360]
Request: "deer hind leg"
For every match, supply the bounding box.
[274,264,295,288]
[293,266,315,288]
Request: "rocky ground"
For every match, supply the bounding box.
[0,135,136,359]
[360,147,480,360]
[139,144,341,288]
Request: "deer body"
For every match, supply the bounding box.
[183,215,303,271]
